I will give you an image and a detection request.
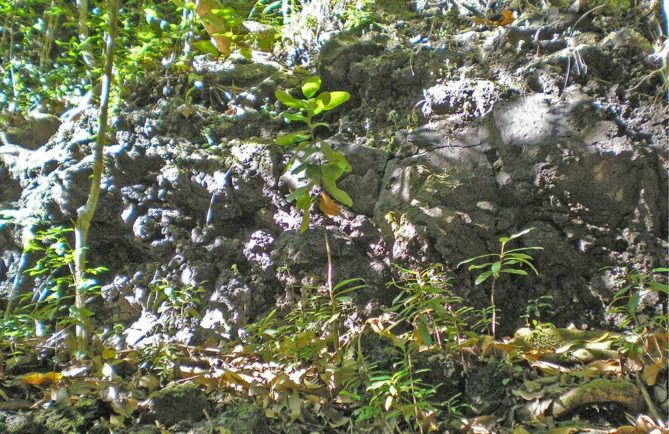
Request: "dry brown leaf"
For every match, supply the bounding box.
[643,358,665,386]
[319,192,341,217]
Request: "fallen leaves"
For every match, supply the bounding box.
[473,10,514,28]
[20,371,62,386]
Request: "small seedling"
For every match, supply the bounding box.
[275,75,351,233]
[458,228,543,339]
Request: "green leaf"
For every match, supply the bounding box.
[416,316,433,345]
[322,163,345,181]
[504,247,544,254]
[188,308,202,319]
[301,76,321,98]
[457,254,498,267]
[275,90,305,109]
[500,268,528,276]
[276,130,310,146]
[296,191,313,210]
[491,261,501,275]
[648,281,669,295]
[286,184,312,202]
[627,292,640,316]
[323,176,353,207]
[193,40,220,55]
[320,142,351,171]
[283,112,307,122]
[475,271,492,285]
[305,165,320,180]
[467,262,492,271]
[322,91,350,111]
[314,91,331,115]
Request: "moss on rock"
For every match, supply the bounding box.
[215,402,270,434]
[148,381,207,427]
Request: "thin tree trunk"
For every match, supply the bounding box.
[73,0,120,348]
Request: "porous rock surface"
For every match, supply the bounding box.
[0,6,666,343]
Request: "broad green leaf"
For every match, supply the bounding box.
[275,90,305,109]
[320,142,351,171]
[322,164,345,182]
[193,40,220,55]
[286,183,312,202]
[276,130,309,146]
[475,271,492,285]
[306,165,320,180]
[301,76,321,98]
[283,112,307,122]
[491,261,501,275]
[314,91,331,115]
[296,191,313,210]
[322,177,352,207]
[322,91,350,111]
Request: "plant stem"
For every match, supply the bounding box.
[323,228,339,351]
[73,0,119,349]
[490,279,496,340]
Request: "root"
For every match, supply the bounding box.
[551,378,645,418]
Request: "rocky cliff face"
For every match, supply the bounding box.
[0,4,666,343]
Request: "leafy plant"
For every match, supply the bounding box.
[606,266,668,330]
[274,75,351,232]
[520,294,555,328]
[23,225,106,335]
[458,228,543,339]
[357,353,439,433]
[349,266,475,432]
[388,264,474,356]
[244,278,364,362]
[0,224,106,371]
[147,280,205,334]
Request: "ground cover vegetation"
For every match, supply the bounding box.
[0,0,667,432]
